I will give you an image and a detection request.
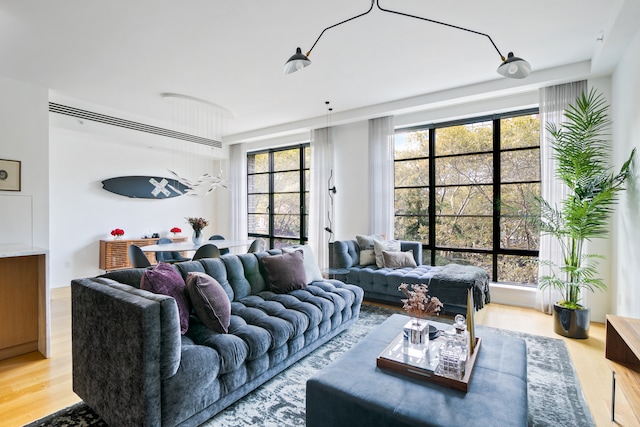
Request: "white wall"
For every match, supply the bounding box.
[612,26,640,319]
[0,76,49,249]
[49,121,229,287]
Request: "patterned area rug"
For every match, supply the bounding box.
[25,305,594,427]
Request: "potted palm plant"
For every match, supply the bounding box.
[538,88,635,339]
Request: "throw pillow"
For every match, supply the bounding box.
[282,245,323,284]
[382,250,417,269]
[185,272,231,334]
[356,234,385,266]
[141,263,190,334]
[374,239,401,268]
[260,250,307,293]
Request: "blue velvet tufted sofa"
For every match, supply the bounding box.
[330,239,490,315]
[71,249,364,426]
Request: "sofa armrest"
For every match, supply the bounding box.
[330,240,359,268]
[71,278,181,426]
[400,241,422,266]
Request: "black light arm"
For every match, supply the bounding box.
[306,0,375,58]
[375,0,505,61]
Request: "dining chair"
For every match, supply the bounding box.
[155,237,189,263]
[208,235,230,255]
[128,244,152,268]
[247,238,267,253]
[192,244,221,260]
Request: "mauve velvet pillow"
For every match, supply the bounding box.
[141,263,190,334]
[260,250,308,293]
[185,272,231,334]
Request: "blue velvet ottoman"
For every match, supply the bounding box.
[306,314,527,427]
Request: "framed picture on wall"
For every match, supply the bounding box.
[0,159,21,191]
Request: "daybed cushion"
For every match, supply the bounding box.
[260,250,308,293]
[141,262,191,334]
[186,272,231,334]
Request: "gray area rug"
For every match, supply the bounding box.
[24,304,594,427]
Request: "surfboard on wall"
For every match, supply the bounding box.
[102,176,191,199]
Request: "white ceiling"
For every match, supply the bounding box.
[0,0,637,143]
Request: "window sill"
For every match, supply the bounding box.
[488,282,537,309]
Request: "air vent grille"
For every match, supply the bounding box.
[49,103,222,148]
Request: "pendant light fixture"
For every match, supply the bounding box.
[162,93,232,196]
[284,0,531,79]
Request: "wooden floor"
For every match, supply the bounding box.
[0,287,633,426]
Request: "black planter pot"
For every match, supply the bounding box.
[552,303,590,339]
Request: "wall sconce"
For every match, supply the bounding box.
[325,169,336,242]
[284,0,530,79]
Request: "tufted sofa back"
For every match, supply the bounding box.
[330,239,423,268]
[100,250,284,303]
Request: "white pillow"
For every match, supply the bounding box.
[282,245,323,284]
[356,234,385,266]
[374,239,401,268]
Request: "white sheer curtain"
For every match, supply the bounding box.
[310,127,334,270]
[229,142,248,242]
[536,80,587,313]
[369,116,395,238]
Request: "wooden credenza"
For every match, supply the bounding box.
[0,245,49,361]
[605,314,640,424]
[99,237,188,271]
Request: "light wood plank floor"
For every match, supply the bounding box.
[0,287,632,426]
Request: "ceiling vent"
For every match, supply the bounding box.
[48,103,222,148]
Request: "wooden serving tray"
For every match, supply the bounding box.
[377,335,482,392]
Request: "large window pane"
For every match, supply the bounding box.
[273,149,300,171]
[435,121,492,155]
[497,255,538,285]
[273,214,300,237]
[434,185,492,215]
[248,214,268,234]
[435,216,492,249]
[395,159,429,187]
[274,171,300,192]
[273,193,300,214]
[395,188,428,215]
[395,215,428,242]
[248,173,269,193]
[395,131,428,160]
[247,194,269,214]
[500,182,540,250]
[250,152,269,173]
[501,148,540,183]
[436,154,493,185]
[501,115,540,149]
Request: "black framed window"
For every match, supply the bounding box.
[247,144,310,249]
[394,110,540,285]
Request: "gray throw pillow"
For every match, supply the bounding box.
[356,234,385,266]
[185,272,231,334]
[374,239,401,268]
[382,250,417,269]
[261,250,308,293]
[141,263,190,334]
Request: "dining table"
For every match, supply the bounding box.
[140,239,255,253]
